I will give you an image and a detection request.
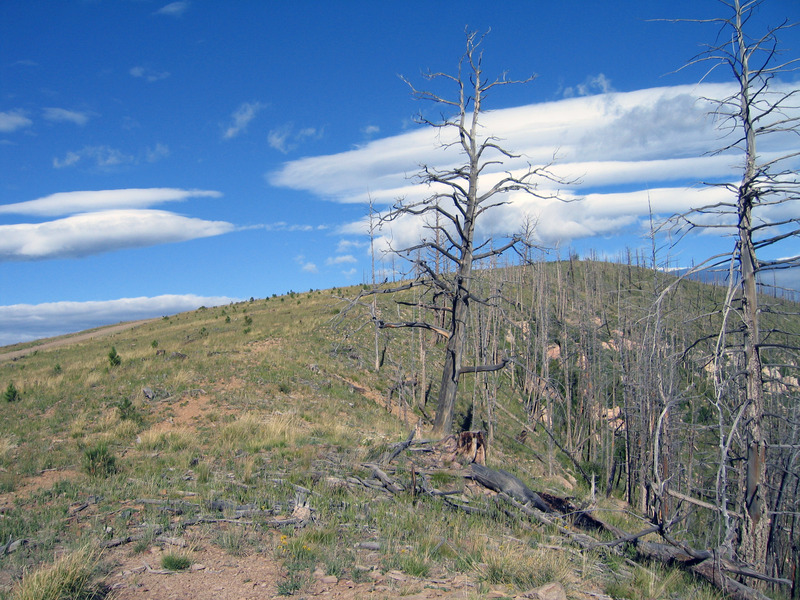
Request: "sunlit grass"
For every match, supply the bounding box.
[10,545,102,600]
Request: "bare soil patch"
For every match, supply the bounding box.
[0,468,83,510]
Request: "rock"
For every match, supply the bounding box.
[190,563,206,571]
[356,541,380,551]
[521,581,568,600]
[320,575,338,584]
[142,387,155,399]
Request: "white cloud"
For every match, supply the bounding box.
[268,123,323,153]
[562,73,614,98]
[294,254,318,273]
[362,125,380,136]
[336,239,365,253]
[52,151,81,168]
[0,110,32,133]
[0,210,235,261]
[155,2,189,17]
[146,143,170,162]
[43,107,90,125]
[52,145,134,169]
[270,82,800,254]
[1,188,221,217]
[326,254,357,265]
[130,66,170,82]
[223,101,266,140]
[0,294,237,346]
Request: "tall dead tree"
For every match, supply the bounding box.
[670,0,800,573]
[367,31,567,437]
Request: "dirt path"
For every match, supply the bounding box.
[0,319,157,362]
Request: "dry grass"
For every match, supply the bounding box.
[218,412,300,453]
[137,425,195,451]
[0,435,17,459]
[11,545,101,600]
[480,540,577,593]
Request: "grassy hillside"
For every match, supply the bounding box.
[1,266,791,599]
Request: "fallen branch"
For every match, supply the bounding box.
[363,463,405,494]
[379,428,416,465]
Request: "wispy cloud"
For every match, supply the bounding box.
[42,107,90,125]
[268,124,323,153]
[326,254,357,265]
[0,110,32,133]
[130,66,170,82]
[0,188,222,217]
[146,143,170,162]
[336,239,365,253]
[562,73,614,98]
[52,145,134,169]
[223,101,266,140]
[0,210,235,261]
[294,254,318,273]
[155,1,189,17]
[260,221,321,232]
[0,294,236,346]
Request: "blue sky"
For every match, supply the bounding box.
[2,0,799,345]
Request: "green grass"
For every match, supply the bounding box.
[161,552,193,571]
[0,274,786,600]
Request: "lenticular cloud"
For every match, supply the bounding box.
[0,210,234,261]
[0,188,233,262]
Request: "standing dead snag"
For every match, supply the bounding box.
[358,30,569,437]
[666,0,800,576]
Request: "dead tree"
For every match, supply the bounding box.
[668,0,800,576]
[363,31,569,437]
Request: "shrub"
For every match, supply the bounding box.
[3,382,20,403]
[161,552,192,571]
[108,346,121,367]
[83,442,117,477]
[116,397,141,424]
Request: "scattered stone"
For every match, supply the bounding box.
[1,539,27,554]
[521,581,568,600]
[356,541,380,550]
[320,575,338,585]
[190,563,206,571]
[143,387,155,399]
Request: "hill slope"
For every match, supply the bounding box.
[1,266,795,600]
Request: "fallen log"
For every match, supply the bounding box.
[468,464,779,600]
[469,463,552,513]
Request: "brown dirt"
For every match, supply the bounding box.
[105,536,483,600]
[0,468,84,511]
[0,319,157,363]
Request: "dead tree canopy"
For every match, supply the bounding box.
[357,30,570,437]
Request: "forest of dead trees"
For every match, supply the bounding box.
[342,3,799,595]
[346,251,800,598]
